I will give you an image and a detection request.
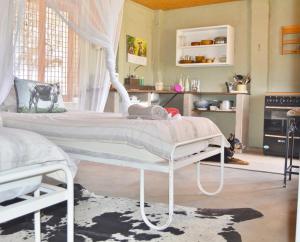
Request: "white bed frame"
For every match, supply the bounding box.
[69,133,225,230]
[0,163,74,242]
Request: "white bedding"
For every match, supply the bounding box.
[0,127,77,203]
[0,112,229,160]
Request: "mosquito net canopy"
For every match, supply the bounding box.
[46,0,130,111]
[0,0,130,112]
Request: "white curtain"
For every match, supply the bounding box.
[0,0,24,105]
[46,0,130,112]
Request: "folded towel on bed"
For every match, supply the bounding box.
[128,104,169,120]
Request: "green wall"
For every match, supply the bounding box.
[268,0,300,92]
[248,0,269,148]
[158,1,251,91]
[119,0,300,148]
[118,0,156,85]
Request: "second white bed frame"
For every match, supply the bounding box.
[69,133,225,230]
[0,163,74,242]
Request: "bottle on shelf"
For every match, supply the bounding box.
[197,80,201,92]
[179,74,184,91]
[191,80,201,92]
[139,76,144,86]
[184,76,190,92]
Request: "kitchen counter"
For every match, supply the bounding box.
[110,88,248,95]
[266,92,300,96]
[106,90,250,148]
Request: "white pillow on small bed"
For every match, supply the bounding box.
[0,127,72,171]
[0,127,77,203]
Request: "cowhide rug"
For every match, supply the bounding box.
[0,184,263,242]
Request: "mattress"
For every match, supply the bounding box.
[0,127,77,203]
[51,137,209,163]
[0,111,229,161]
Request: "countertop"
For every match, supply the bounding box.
[110,89,249,95]
[265,92,300,96]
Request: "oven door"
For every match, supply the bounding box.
[264,109,287,135]
[264,107,300,157]
[263,135,300,158]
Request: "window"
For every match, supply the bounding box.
[14,0,78,101]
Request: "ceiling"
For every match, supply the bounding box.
[131,0,239,10]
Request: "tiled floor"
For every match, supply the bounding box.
[203,151,300,174]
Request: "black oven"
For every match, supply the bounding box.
[263,95,300,157]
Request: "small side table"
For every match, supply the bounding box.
[283,108,300,187]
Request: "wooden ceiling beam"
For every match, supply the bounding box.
[131,0,239,10]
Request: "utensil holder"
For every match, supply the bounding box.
[236,84,247,92]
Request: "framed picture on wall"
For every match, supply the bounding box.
[126,35,147,66]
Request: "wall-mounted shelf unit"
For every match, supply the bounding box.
[176,25,234,67]
[179,43,227,49]
[193,109,236,113]
[281,25,300,55]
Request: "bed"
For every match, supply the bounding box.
[0,111,229,230]
[0,126,76,242]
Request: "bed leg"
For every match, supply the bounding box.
[140,166,174,230]
[66,171,74,242]
[34,189,41,242]
[196,137,225,196]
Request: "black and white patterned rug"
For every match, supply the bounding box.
[0,184,263,242]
